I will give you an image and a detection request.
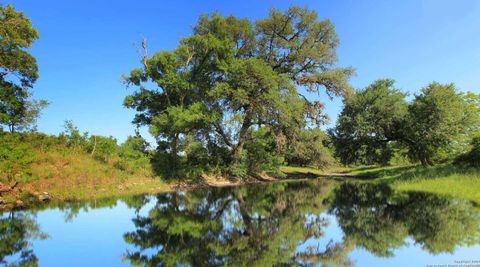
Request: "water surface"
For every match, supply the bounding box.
[1,180,479,266]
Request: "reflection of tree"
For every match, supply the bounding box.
[0,212,47,267]
[329,183,480,257]
[123,180,354,267]
[401,193,480,254]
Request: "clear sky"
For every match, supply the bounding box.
[8,0,480,143]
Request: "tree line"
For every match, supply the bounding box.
[330,79,480,166]
[1,3,479,183]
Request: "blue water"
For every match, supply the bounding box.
[1,181,479,266]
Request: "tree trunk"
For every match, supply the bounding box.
[172,133,179,162]
[420,157,429,167]
[232,107,253,162]
[90,135,97,157]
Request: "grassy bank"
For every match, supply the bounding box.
[0,147,169,207]
[2,140,479,210]
[0,140,276,210]
[281,164,480,203]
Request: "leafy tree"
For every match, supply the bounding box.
[88,135,117,162]
[60,120,118,162]
[330,79,408,165]
[123,7,353,178]
[285,128,335,168]
[60,120,89,150]
[402,83,476,165]
[331,81,479,166]
[0,4,47,133]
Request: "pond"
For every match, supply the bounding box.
[1,180,479,266]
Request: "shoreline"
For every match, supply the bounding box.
[0,174,292,211]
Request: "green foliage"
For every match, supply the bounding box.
[0,133,34,183]
[329,183,480,257]
[60,120,89,150]
[331,80,480,166]
[285,128,335,168]
[330,79,408,165]
[403,83,476,165]
[123,6,352,178]
[243,128,285,177]
[88,135,117,163]
[455,135,480,167]
[0,4,47,133]
[116,136,152,175]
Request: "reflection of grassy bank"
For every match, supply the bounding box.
[281,164,480,203]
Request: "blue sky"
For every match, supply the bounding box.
[8,0,480,143]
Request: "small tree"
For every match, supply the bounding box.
[60,120,89,150]
[89,135,117,162]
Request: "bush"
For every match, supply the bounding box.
[0,133,34,184]
[116,136,152,175]
[88,135,117,162]
[285,129,336,168]
[21,132,67,151]
[244,128,284,177]
[60,120,89,150]
[455,136,480,167]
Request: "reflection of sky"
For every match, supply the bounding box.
[29,200,154,266]
[2,197,480,266]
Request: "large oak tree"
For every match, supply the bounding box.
[124,7,352,177]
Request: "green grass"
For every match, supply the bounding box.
[281,164,480,203]
[394,176,480,203]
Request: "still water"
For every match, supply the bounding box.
[1,180,479,266]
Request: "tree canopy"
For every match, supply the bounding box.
[0,4,47,133]
[331,79,480,166]
[124,6,352,178]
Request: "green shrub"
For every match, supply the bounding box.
[455,136,480,167]
[88,135,117,162]
[21,132,67,151]
[244,128,284,177]
[0,133,34,184]
[285,129,336,169]
[116,136,152,175]
[60,120,89,150]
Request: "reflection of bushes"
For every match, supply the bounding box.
[329,183,480,257]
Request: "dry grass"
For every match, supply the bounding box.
[16,148,171,202]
